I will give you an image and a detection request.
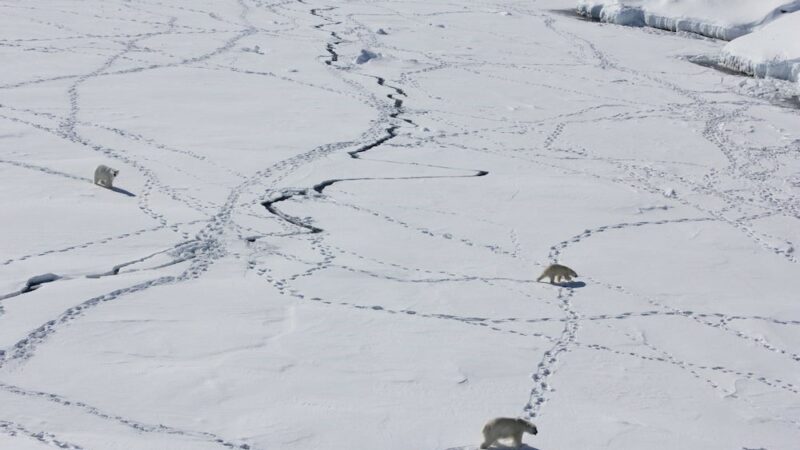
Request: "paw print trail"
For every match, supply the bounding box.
[0,420,84,450]
[0,382,259,450]
[523,287,579,419]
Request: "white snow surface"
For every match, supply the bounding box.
[577,0,800,40]
[720,12,800,83]
[2,1,800,449]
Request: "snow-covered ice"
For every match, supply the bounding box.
[577,0,800,40]
[1,0,799,449]
[720,12,800,83]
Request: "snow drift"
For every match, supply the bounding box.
[577,0,800,40]
[720,12,800,83]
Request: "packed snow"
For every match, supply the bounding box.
[577,0,800,40]
[1,0,800,449]
[720,12,800,83]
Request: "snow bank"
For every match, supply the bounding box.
[720,12,800,83]
[577,0,800,40]
[577,0,646,26]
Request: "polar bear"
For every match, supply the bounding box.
[94,164,119,188]
[536,264,577,284]
[481,417,538,449]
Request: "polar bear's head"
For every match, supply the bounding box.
[517,418,537,435]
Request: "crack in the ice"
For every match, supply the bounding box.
[258,2,489,235]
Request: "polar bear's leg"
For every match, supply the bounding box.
[480,428,495,449]
[512,430,523,447]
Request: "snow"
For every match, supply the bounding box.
[578,0,646,26]
[577,0,800,40]
[1,0,800,449]
[720,12,800,83]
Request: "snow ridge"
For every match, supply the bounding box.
[577,0,800,40]
[719,12,800,83]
